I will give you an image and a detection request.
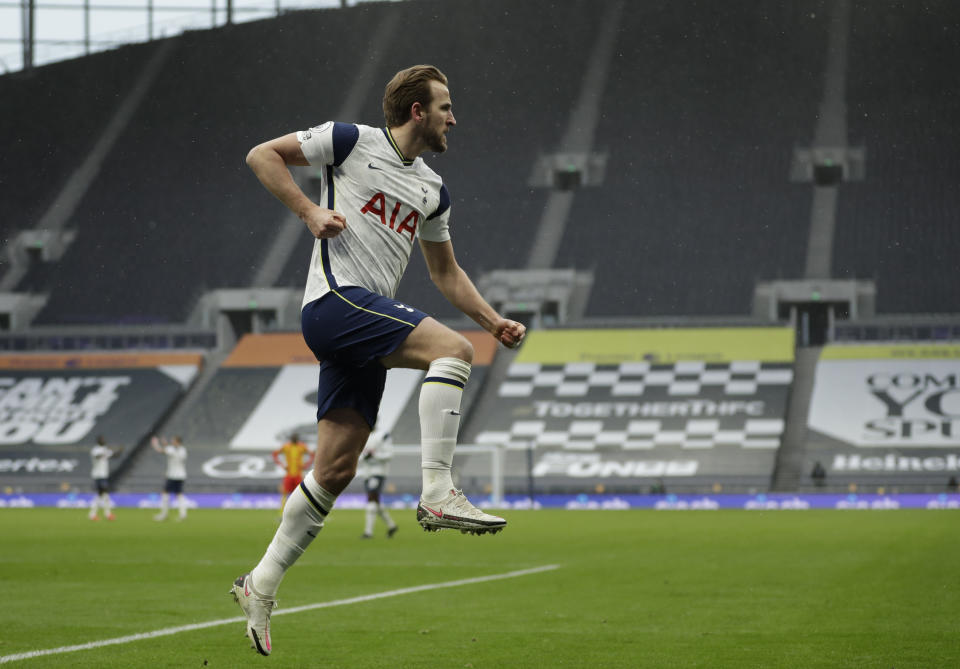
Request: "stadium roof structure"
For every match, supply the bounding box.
[0,0,394,73]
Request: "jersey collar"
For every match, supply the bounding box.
[382,127,415,166]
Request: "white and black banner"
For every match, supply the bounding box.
[467,361,793,484]
[0,366,198,486]
[808,359,960,447]
[228,366,424,450]
[474,361,792,453]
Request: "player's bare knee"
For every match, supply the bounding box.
[444,334,473,364]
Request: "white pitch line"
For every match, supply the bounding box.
[0,564,560,664]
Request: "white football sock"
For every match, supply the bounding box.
[364,501,377,536]
[250,473,333,598]
[156,493,169,518]
[176,494,187,519]
[378,504,396,530]
[420,357,471,501]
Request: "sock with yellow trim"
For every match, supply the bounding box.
[420,357,471,502]
[250,472,334,597]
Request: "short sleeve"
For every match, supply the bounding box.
[297,122,359,167]
[419,184,452,242]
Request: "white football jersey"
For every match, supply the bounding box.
[90,445,112,479]
[162,444,188,481]
[358,430,393,479]
[297,122,452,307]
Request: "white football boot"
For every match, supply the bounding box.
[229,573,277,656]
[417,489,506,535]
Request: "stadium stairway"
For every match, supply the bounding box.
[770,346,821,491]
[525,0,623,270]
[1,38,175,294]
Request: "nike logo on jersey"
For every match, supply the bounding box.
[368,162,383,171]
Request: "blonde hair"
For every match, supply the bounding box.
[382,65,448,127]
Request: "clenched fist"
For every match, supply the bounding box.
[303,207,347,239]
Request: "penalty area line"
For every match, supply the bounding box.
[0,564,561,664]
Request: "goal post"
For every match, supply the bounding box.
[389,444,505,506]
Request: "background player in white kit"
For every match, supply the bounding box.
[230,64,526,656]
[150,435,188,521]
[358,429,398,539]
[89,435,122,521]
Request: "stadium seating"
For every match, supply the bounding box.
[0,0,604,325]
[0,41,162,282]
[24,6,391,324]
[7,0,955,324]
[277,0,607,320]
[833,2,960,314]
[554,0,828,317]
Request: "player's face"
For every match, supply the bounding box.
[421,80,455,153]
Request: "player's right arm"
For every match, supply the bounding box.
[246,133,346,239]
[271,447,284,468]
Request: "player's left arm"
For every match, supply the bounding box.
[419,239,526,349]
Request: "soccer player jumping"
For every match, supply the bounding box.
[230,65,526,656]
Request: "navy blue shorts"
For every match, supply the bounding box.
[164,479,185,494]
[364,475,386,496]
[301,286,428,428]
[93,479,109,494]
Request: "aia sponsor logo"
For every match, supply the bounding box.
[360,193,419,241]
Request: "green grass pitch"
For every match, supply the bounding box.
[1,508,957,668]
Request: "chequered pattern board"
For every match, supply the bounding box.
[477,417,786,450]
[473,361,793,451]
[497,361,793,398]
